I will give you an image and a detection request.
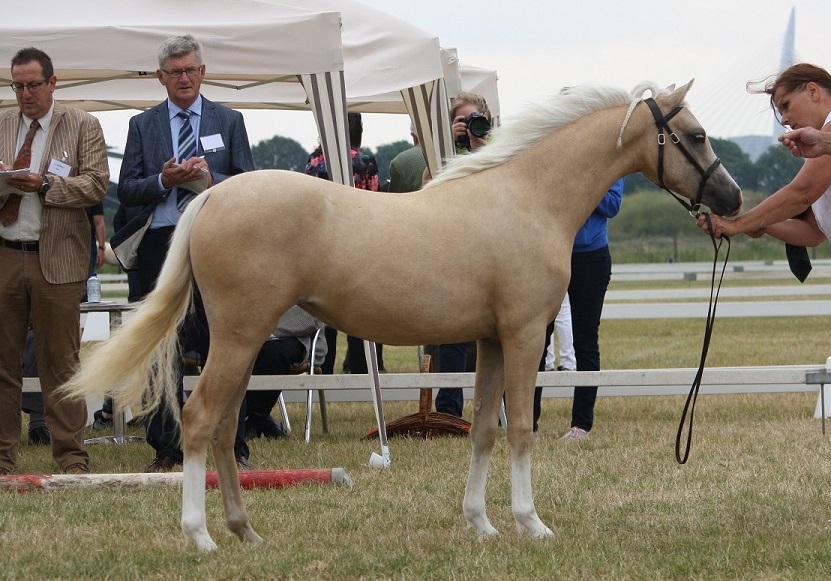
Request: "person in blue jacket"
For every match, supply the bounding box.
[542,178,623,440]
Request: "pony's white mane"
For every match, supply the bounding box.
[423,81,669,189]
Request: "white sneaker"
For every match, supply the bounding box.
[561,426,589,441]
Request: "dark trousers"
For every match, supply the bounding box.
[565,246,611,432]
[321,327,384,375]
[139,227,247,461]
[321,326,338,375]
[533,319,557,431]
[246,337,304,418]
[435,342,476,417]
[345,335,384,374]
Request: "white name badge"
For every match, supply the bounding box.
[200,134,225,152]
[47,158,71,177]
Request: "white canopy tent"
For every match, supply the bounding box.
[0,0,365,185]
[0,0,470,461]
[460,64,501,126]
[0,0,456,179]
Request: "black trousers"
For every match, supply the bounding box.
[564,246,611,432]
[246,337,305,417]
[533,247,611,432]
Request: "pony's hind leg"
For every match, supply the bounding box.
[502,337,554,539]
[179,345,261,550]
[463,338,505,537]
[179,376,219,551]
[211,368,262,544]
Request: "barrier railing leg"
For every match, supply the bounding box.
[365,340,390,468]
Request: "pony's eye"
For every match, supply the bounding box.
[691,132,706,144]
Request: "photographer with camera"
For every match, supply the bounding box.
[451,92,492,154]
[421,92,491,418]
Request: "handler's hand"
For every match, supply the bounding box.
[779,127,830,159]
[696,213,736,239]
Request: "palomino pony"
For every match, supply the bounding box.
[64,80,741,551]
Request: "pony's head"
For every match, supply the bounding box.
[625,80,742,217]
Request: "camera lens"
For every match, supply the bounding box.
[466,113,491,138]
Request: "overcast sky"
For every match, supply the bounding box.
[94,0,831,154]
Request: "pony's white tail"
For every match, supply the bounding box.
[62,191,213,424]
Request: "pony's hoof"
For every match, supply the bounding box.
[190,533,218,552]
[465,511,499,538]
[477,525,500,539]
[469,520,499,538]
[238,526,264,544]
[516,521,555,539]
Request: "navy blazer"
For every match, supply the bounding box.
[117,96,255,211]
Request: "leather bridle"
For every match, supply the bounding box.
[644,97,723,217]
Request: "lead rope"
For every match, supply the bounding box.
[643,96,731,462]
[674,212,730,464]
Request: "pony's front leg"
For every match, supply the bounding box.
[463,339,504,537]
[503,341,555,539]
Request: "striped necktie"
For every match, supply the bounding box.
[176,110,197,212]
[0,119,41,227]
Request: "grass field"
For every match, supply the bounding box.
[3,276,831,579]
[3,393,830,580]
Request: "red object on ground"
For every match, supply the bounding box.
[206,469,343,490]
[0,468,352,492]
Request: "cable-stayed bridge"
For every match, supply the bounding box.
[692,7,797,161]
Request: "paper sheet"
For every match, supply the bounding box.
[0,168,30,195]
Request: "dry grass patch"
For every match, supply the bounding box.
[3,394,831,580]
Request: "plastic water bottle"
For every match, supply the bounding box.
[86,274,101,303]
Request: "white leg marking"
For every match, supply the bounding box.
[511,450,554,538]
[181,457,217,551]
[464,449,499,537]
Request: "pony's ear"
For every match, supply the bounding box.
[665,79,694,107]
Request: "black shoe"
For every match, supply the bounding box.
[146,455,182,472]
[244,416,264,441]
[261,415,288,439]
[27,425,51,445]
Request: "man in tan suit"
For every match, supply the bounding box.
[0,47,109,475]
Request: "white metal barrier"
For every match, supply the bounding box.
[26,364,831,401]
[24,363,831,438]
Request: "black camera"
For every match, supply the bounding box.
[456,112,491,150]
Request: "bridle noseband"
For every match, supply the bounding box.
[644,97,722,217]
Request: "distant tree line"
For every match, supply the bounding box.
[252,133,804,197]
[250,135,411,185]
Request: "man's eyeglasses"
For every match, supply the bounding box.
[160,66,203,79]
[10,80,49,93]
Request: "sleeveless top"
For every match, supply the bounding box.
[811,110,831,240]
